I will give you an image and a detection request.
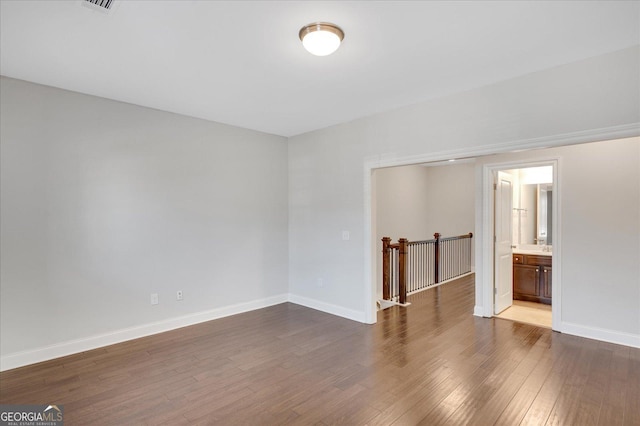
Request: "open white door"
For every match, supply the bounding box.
[494,171,513,314]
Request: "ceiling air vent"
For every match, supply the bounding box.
[84,0,113,10]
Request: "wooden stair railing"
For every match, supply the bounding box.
[382,232,473,305]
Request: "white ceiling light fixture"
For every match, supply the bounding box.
[299,22,344,56]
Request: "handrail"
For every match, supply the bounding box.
[382,232,473,305]
[440,232,473,242]
[409,233,472,245]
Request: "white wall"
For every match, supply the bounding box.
[374,163,475,245]
[375,162,475,248]
[0,77,289,367]
[288,45,640,340]
[375,165,432,242]
[422,163,476,238]
[559,140,639,336]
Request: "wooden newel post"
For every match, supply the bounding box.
[468,232,473,268]
[434,233,441,284]
[382,237,391,300]
[398,238,408,305]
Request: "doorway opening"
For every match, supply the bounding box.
[367,157,560,330]
[490,163,557,329]
[372,160,476,313]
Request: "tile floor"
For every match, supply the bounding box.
[495,300,552,328]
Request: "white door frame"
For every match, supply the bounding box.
[481,158,561,331]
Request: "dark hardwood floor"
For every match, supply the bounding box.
[1,274,639,425]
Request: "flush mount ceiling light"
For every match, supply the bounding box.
[299,22,344,56]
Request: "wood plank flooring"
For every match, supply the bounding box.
[1,274,639,425]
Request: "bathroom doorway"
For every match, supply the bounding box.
[492,164,556,329]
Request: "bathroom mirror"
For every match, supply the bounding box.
[520,183,552,245]
[537,184,552,245]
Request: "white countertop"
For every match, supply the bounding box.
[513,249,552,256]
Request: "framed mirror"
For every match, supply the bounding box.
[520,183,552,245]
[537,183,552,245]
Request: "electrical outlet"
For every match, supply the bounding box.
[176,290,183,301]
[342,230,350,241]
[151,293,159,305]
[317,278,324,288]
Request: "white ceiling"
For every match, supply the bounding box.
[1,1,638,137]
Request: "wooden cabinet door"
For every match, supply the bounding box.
[542,266,552,299]
[513,264,539,298]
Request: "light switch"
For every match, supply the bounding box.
[342,231,350,241]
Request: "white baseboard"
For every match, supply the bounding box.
[0,294,288,372]
[560,321,640,349]
[288,294,366,323]
[7,293,636,372]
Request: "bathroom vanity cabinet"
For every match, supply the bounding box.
[513,254,552,305]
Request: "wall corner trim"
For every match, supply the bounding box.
[473,306,486,317]
[288,294,367,323]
